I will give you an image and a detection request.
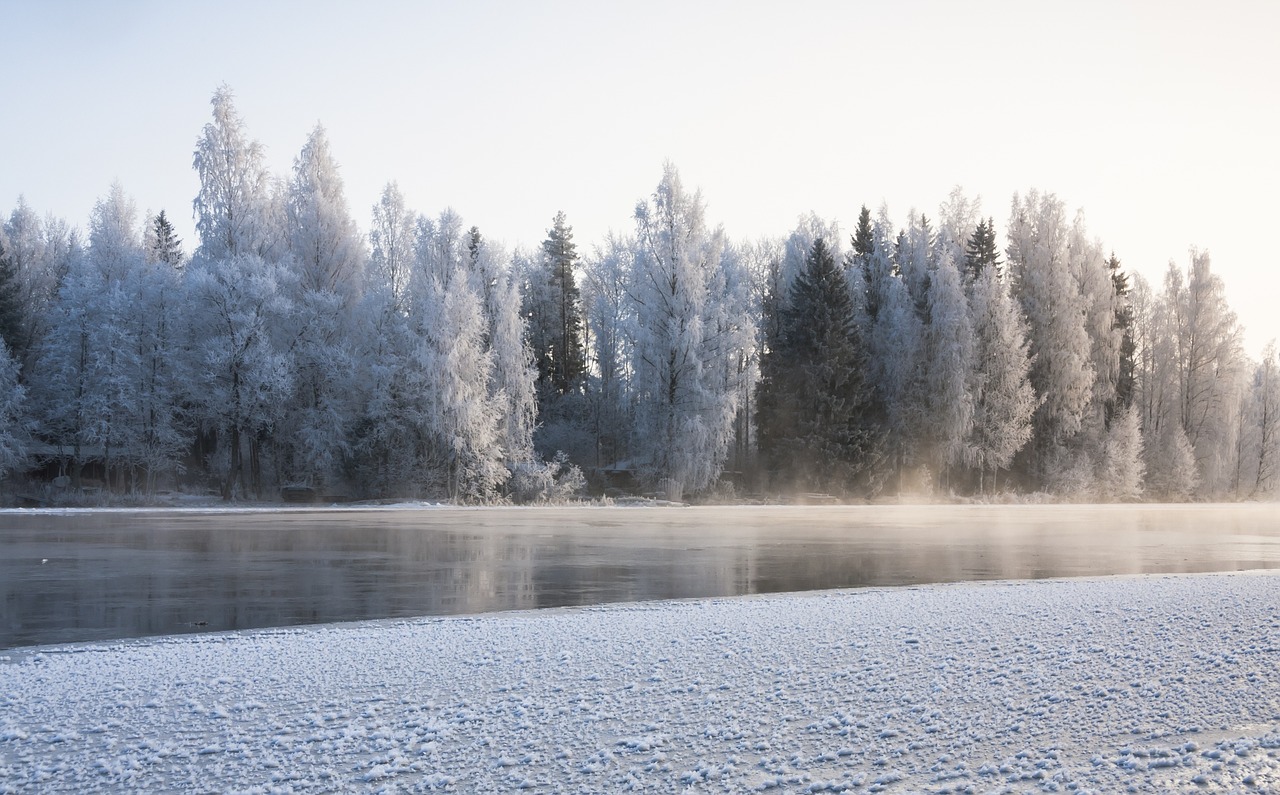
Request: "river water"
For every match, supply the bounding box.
[2,503,1278,649]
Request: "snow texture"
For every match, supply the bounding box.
[2,572,1278,793]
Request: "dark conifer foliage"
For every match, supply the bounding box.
[1108,253,1136,418]
[756,238,873,493]
[148,210,184,267]
[852,205,874,261]
[534,211,586,397]
[0,239,23,357]
[964,217,1001,280]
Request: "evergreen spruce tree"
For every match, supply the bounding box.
[538,211,586,396]
[756,238,872,493]
[851,205,874,262]
[0,239,24,356]
[147,210,185,267]
[1108,253,1136,418]
[963,217,1000,281]
[849,205,876,322]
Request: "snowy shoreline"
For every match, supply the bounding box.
[4,572,1279,793]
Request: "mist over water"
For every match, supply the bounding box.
[2,504,1277,649]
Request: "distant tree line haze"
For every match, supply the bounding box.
[0,87,1275,503]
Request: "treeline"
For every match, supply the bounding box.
[0,87,1276,503]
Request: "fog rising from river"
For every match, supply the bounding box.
[3,504,1278,648]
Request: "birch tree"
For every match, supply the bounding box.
[922,245,975,482]
[627,163,749,500]
[192,86,273,261]
[1006,190,1093,479]
[966,265,1037,493]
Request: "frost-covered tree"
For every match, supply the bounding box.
[424,267,507,501]
[272,124,366,491]
[415,208,465,289]
[581,233,635,469]
[899,212,934,321]
[184,254,295,499]
[966,266,1037,493]
[346,274,415,497]
[273,287,357,490]
[922,245,975,481]
[125,257,188,492]
[488,269,537,470]
[1067,212,1121,424]
[1144,417,1198,501]
[627,163,751,500]
[87,183,140,282]
[1096,406,1144,501]
[1006,190,1093,479]
[938,187,981,274]
[192,86,273,261]
[30,186,153,491]
[144,210,184,267]
[1240,343,1280,498]
[369,182,417,311]
[0,342,29,480]
[1166,251,1245,495]
[3,200,79,367]
[864,209,924,489]
[286,123,364,299]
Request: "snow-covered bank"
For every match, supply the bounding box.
[3,573,1279,794]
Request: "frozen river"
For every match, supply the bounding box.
[2,503,1278,649]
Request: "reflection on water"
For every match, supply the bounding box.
[2,504,1278,648]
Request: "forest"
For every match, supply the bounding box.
[0,87,1276,505]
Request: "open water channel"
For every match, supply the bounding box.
[2,503,1278,649]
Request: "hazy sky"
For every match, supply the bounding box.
[3,0,1278,355]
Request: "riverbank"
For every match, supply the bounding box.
[3,571,1278,793]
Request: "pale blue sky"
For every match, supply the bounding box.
[3,0,1277,354]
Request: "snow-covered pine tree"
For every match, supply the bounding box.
[1096,406,1144,501]
[1144,417,1198,501]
